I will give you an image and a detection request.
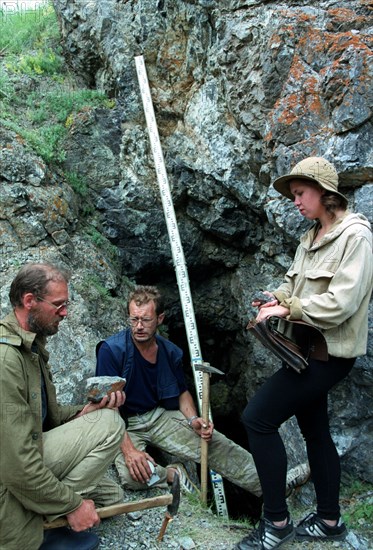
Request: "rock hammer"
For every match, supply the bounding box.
[44,474,180,542]
[194,361,224,505]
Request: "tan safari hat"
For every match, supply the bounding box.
[273,157,348,202]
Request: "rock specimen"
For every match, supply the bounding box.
[86,376,126,403]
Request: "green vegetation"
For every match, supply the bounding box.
[0,2,59,55]
[64,171,95,216]
[26,89,111,125]
[0,2,114,164]
[65,172,90,198]
[0,2,120,262]
[85,226,120,267]
[86,226,108,247]
[78,275,113,304]
[2,119,67,162]
[6,47,63,76]
[341,479,373,530]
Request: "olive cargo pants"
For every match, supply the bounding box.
[43,408,125,519]
[115,407,262,497]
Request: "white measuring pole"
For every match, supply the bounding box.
[135,55,228,517]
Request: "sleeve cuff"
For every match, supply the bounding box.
[279,296,303,319]
[273,291,289,303]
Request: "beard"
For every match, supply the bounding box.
[27,311,60,336]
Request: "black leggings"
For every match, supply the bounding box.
[241,356,354,522]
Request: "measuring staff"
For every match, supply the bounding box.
[134,55,228,517]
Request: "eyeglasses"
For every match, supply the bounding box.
[37,297,71,312]
[127,316,156,327]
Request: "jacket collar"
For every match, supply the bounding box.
[0,310,49,360]
[302,211,370,249]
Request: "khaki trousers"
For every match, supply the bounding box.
[115,407,262,497]
[43,408,125,518]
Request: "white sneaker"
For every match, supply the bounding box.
[286,463,310,496]
[168,463,200,495]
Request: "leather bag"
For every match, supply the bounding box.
[246,316,328,373]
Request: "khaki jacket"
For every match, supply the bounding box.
[0,312,83,550]
[274,213,373,358]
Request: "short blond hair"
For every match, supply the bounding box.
[127,285,164,315]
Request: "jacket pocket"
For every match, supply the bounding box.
[303,269,334,295]
[305,269,334,280]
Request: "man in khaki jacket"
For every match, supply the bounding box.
[0,263,126,550]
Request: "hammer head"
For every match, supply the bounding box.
[167,470,180,516]
[194,362,224,376]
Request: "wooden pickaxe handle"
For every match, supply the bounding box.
[200,370,210,505]
[157,511,172,542]
[44,494,173,529]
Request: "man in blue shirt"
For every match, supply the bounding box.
[96,286,309,497]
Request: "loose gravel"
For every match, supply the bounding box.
[92,485,372,550]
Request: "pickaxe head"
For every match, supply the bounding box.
[168,470,180,516]
[157,469,181,542]
[194,362,224,376]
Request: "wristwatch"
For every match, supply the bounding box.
[187,415,198,427]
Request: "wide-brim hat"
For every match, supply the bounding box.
[272,157,348,202]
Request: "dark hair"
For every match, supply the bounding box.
[127,285,165,316]
[320,191,348,220]
[9,262,70,307]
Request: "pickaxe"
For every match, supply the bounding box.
[195,362,224,505]
[44,473,180,542]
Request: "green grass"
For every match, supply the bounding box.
[0,0,119,283]
[0,2,115,165]
[341,479,373,530]
[0,68,14,99]
[85,227,120,265]
[0,3,59,54]
[27,89,111,124]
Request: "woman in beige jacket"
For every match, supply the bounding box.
[235,157,373,550]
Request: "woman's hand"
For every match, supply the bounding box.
[251,291,277,309]
[256,304,290,322]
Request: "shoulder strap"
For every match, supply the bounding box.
[95,330,131,379]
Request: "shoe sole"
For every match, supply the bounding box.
[235,532,294,550]
[295,532,347,542]
[286,466,310,488]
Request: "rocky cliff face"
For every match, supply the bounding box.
[1,0,372,503]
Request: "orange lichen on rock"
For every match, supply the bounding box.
[276,93,301,125]
[328,7,366,25]
[48,195,68,221]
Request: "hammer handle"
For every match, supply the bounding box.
[44,494,173,529]
[157,511,172,542]
[200,371,210,504]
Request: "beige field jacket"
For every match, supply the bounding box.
[273,213,373,358]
